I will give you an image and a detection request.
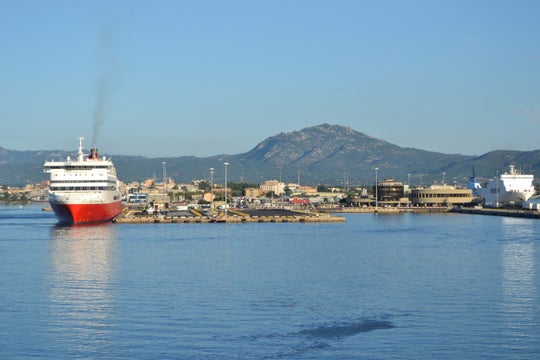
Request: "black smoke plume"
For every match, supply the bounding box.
[92,25,119,148]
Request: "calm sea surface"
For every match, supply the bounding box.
[1,204,539,359]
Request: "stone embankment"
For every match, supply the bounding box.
[451,207,540,219]
[317,206,452,214]
[114,207,345,224]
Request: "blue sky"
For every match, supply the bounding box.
[1,0,539,157]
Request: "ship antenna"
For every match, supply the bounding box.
[78,137,85,161]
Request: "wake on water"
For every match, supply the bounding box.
[266,317,396,359]
[298,318,395,339]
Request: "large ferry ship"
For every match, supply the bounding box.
[467,165,535,207]
[44,137,122,224]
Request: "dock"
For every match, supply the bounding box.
[451,207,540,219]
[114,207,345,224]
[317,206,452,214]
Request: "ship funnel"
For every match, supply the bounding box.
[90,148,99,160]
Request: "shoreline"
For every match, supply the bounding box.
[322,206,540,219]
[317,206,452,214]
[10,202,540,222]
[450,207,540,219]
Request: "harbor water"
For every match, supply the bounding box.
[1,204,539,359]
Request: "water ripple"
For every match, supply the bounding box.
[297,317,395,339]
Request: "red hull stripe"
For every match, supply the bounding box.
[51,201,122,224]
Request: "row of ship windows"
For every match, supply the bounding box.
[489,188,531,193]
[47,166,111,170]
[52,174,107,177]
[411,193,471,198]
[51,180,116,184]
[50,186,117,191]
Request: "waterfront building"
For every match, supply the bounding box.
[410,185,474,206]
[374,179,404,201]
[296,185,318,195]
[245,187,262,198]
[286,183,299,192]
[143,178,154,188]
[203,192,215,202]
[260,180,285,195]
[127,193,148,204]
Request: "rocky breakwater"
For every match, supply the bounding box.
[113,207,345,224]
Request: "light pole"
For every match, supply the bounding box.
[407,173,411,207]
[162,161,167,195]
[375,167,379,210]
[224,162,229,217]
[279,171,284,209]
[496,170,499,207]
[210,167,214,211]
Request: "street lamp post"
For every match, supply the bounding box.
[496,170,499,207]
[162,161,167,195]
[224,162,229,217]
[279,172,283,209]
[375,167,379,210]
[210,167,214,211]
[407,173,411,208]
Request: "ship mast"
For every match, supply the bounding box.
[77,137,84,162]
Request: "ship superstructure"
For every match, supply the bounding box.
[44,137,122,224]
[466,166,483,198]
[470,165,536,207]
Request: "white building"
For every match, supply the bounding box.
[260,180,285,195]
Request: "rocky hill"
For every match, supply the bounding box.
[1,124,540,187]
[236,124,471,184]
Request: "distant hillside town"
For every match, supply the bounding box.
[3,125,540,216]
[6,168,539,212]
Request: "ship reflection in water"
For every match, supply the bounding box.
[48,224,118,352]
[501,217,537,352]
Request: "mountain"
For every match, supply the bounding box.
[2,124,540,187]
[236,124,471,184]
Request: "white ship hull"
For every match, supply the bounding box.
[482,190,534,206]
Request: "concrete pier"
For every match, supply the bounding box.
[451,207,540,219]
[113,208,345,224]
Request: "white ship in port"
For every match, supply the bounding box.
[43,137,122,224]
[467,165,536,207]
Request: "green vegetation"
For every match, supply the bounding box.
[317,184,330,192]
[198,180,211,191]
[1,191,29,204]
[228,182,260,197]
